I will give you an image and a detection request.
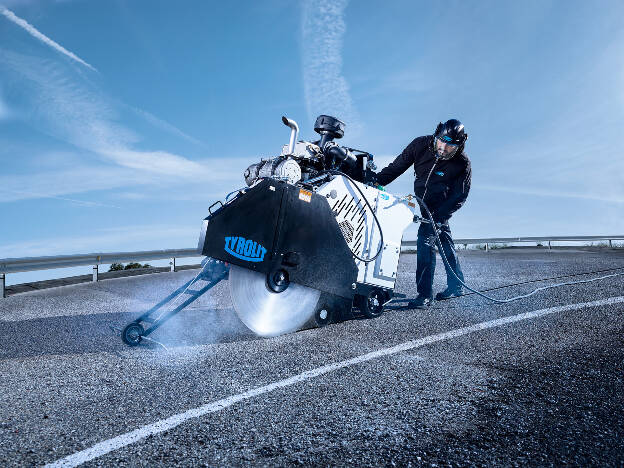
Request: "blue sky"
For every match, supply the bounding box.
[1,0,623,283]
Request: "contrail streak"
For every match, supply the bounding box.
[0,188,121,208]
[128,105,208,148]
[301,0,360,134]
[0,5,97,72]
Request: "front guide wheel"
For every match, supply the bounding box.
[122,322,145,346]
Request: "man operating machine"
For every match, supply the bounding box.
[376,119,471,309]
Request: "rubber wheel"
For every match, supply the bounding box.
[314,305,333,327]
[357,289,386,319]
[122,322,144,346]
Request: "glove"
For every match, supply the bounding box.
[365,173,378,187]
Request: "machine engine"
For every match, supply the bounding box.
[243,115,378,186]
[197,115,415,336]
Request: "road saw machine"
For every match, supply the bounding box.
[122,115,416,345]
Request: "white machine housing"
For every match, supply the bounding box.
[316,175,414,290]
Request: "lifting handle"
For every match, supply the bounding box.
[209,200,224,215]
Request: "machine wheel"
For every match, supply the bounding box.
[122,322,144,346]
[314,305,333,327]
[357,289,387,319]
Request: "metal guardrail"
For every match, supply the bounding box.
[0,248,201,298]
[402,235,624,251]
[1,236,622,298]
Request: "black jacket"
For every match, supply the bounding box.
[376,135,471,222]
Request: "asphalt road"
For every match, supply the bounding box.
[1,248,623,467]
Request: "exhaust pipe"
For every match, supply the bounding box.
[281,116,299,155]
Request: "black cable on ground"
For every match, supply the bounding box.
[459,266,624,298]
[412,194,624,304]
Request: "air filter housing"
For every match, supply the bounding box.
[314,115,345,139]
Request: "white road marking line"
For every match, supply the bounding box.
[44,295,624,468]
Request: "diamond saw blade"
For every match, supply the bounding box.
[229,265,321,337]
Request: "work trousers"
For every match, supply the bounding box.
[416,222,464,298]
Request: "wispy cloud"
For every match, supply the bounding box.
[0,5,97,72]
[0,164,156,203]
[0,188,122,208]
[127,105,208,148]
[0,161,244,205]
[475,126,624,205]
[0,6,205,152]
[0,89,8,119]
[301,0,360,134]
[0,49,219,183]
[0,224,199,258]
[477,184,624,204]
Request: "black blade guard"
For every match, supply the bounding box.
[198,178,357,299]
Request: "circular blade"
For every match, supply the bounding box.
[229,265,321,337]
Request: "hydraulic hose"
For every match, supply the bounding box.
[412,194,624,304]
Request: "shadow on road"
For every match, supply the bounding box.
[0,308,258,359]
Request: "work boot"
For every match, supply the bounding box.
[408,295,433,309]
[435,288,463,301]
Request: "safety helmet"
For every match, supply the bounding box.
[433,119,468,160]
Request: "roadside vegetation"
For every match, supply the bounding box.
[108,262,152,272]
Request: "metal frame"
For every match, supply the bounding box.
[124,259,229,344]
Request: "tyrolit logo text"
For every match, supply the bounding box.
[224,236,267,262]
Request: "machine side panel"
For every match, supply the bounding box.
[364,194,414,288]
[316,178,377,284]
[199,179,284,273]
[317,176,414,290]
[272,185,358,299]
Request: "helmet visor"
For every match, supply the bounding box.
[434,135,459,159]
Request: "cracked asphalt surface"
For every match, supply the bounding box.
[1,248,623,467]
